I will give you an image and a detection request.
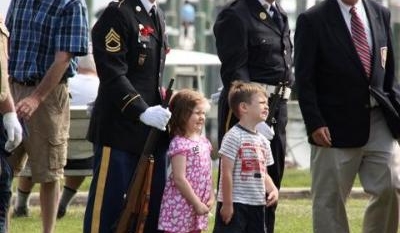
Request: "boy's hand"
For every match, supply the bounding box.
[220,204,234,224]
[266,188,279,207]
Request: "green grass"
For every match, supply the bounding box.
[13,167,361,193]
[10,199,369,233]
[10,205,86,233]
[281,167,362,187]
[9,168,367,232]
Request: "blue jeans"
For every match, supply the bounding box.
[0,115,12,233]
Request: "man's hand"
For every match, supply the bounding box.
[255,121,275,140]
[16,96,40,120]
[311,127,332,147]
[3,112,23,152]
[139,105,171,131]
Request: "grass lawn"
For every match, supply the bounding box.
[10,198,369,233]
[10,168,368,232]
[15,167,361,193]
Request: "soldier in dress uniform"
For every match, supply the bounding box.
[83,0,171,232]
[213,0,294,232]
[0,13,22,233]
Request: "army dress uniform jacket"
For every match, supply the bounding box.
[87,0,169,154]
[213,0,294,142]
[214,0,294,88]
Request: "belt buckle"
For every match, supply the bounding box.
[270,82,290,100]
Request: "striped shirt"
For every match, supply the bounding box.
[217,124,274,205]
[5,0,89,81]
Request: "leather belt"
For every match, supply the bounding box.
[10,77,68,86]
[259,84,292,100]
[10,78,40,86]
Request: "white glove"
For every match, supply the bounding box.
[3,112,23,152]
[210,86,223,105]
[139,105,171,131]
[256,122,275,140]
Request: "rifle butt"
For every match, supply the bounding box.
[135,156,154,233]
[114,155,149,233]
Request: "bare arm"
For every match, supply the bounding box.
[219,155,234,224]
[264,173,278,207]
[16,51,72,119]
[206,161,215,210]
[0,94,15,114]
[171,154,209,215]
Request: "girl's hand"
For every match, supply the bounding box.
[206,195,215,210]
[194,202,209,215]
[266,188,279,207]
[220,204,234,224]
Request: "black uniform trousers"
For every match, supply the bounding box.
[217,89,287,233]
[0,116,12,233]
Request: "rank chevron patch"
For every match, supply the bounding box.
[105,28,121,52]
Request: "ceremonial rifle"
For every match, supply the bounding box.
[114,78,175,233]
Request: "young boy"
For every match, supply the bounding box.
[213,81,279,233]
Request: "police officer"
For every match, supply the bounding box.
[83,0,171,232]
[214,0,294,232]
[0,14,23,233]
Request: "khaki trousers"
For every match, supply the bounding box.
[311,108,398,233]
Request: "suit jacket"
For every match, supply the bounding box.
[87,0,169,154]
[213,0,294,88]
[294,0,400,147]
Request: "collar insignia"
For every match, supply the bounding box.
[259,12,267,20]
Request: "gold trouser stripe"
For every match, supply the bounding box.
[225,109,233,133]
[91,146,111,233]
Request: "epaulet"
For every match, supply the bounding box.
[229,0,239,7]
[118,0,125,8]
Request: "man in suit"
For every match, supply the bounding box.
[83,0,171,232]
[295,0,400,232]
[213,0,293,232]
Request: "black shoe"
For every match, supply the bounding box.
[57,206,66,219]
[12,206,30,218]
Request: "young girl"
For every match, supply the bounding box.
[158,89,214,233]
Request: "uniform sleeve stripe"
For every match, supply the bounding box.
[121,94,141,113]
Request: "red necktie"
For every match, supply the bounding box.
[350,7,371,77]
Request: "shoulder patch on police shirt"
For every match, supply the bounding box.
[105,28,121,52]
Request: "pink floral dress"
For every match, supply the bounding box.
[158,135,213,233]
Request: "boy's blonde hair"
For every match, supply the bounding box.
[228,81,268,118]
[169,89,210,136]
